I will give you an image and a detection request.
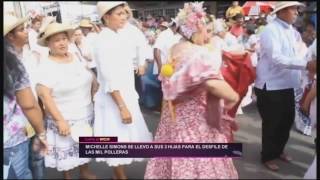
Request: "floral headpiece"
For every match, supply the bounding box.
[175,2,207,39]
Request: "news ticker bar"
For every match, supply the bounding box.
[79,137,242,158]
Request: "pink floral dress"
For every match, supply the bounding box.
[144,45,238,179]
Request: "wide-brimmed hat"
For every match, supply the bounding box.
[4,14,29,36]
[39,16,56,32]
[271,1,305,15]
[168,18,178,27]
[97,1,126,20]
[160,21,169,28]
[79,18,93,28]
[37,22,74,47]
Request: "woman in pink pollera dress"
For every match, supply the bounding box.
[144,2,240,179]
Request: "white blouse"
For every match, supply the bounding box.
[121,23,149,69]
[37,54,93,120]
[93,27,138,101]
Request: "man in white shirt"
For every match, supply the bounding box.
[28,16,49,58]
[153,20,182,75]
[254,2,316,171]
[123,4,150,104]
[79,18,98,75]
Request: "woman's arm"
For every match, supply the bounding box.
[205,79,239,109]
[110,91,132,124]
[36,84,70,136]
[154,48,162,74]
[301,83,317,115]
[16,87,48,154]
[91,71,99,100]
[16,87,45,135]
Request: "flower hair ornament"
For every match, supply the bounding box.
[175,1,207,40]
[160,2,207,79]
[159,2,206,122]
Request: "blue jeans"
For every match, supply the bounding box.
[141,62,162,109]
[29,136,44,179]
[4,140,33,179]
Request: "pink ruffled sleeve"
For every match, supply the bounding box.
[160,48,222,100]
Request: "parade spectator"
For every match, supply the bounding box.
[302,38,316,179]
[4,14,45,179]
[254,1,316,171]
[145,2,239,179]
[211,18,242,53]
[243,23,259,67]
[256,17,268,35]
[302,20,316,47]
[3,39,48,180]
[226,1,244,22]
[36,22,98,179]
[79,18,98,75]
[94,2,152,179]
[230,13,245,38]
[153,19,181,75]
[28,15,49,58]
[146,14,156,28]
[295,37,316,136]
[70,27,96,76]
[159,21,169,32]
[236,23,259,115]
[140,30,163,110]
[123,4,150,104]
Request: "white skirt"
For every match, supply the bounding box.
[45,113,93,171]
[309,98,316,128]
[304,155,316,179]
[93,92,153,167]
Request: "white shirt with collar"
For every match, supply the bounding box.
[153,28,182,74]
[121,22,149,70]
[254,17,308,90]
[83,32,98,69]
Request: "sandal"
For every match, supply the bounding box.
[279,153,292,162]
[264,160,279,171]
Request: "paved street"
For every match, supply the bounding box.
[44,102,316,179]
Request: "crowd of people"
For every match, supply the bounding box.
[3,1,317,179]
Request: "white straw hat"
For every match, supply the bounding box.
[39,16,56,33]
[97,1,126,20]
[3,14,29,36]
[79,18,93,28]
[37,22,75,47]
[271,1,305,15]
[160,21,169,28]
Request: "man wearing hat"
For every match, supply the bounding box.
[4,14,46,179]
[79,18,98,75]
[159,21,169,32]
[154,18,181,75]
[79,18,93,36]
[152,19,181,110]
[254,1,317,171]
